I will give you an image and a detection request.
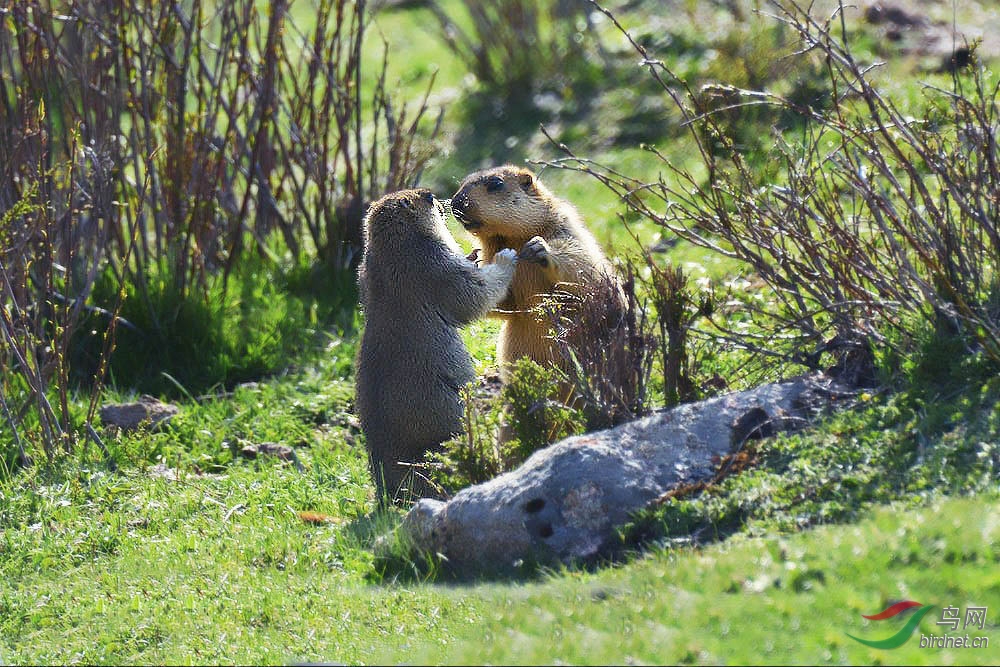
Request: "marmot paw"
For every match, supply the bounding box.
[518,236,550,268]
[493,248,518,269]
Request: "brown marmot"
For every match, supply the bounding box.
[450,165,616,382]
[355,188,517,503]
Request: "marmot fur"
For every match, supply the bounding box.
[355,188,517,502]
[450,165,617,381]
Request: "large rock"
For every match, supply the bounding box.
[398,373,850,577]
[99,395,178,432]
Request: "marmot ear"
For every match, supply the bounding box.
[518,171,534,191]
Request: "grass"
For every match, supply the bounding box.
[3,0,1000,663]
[3,324,998,664]
[394,495,1000,665]
[366,0,470,95]
[3,322,1000,664]
[2,447,997,664]
[73,257,355,398]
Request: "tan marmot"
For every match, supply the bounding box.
[355,188,517,503]
[450,165,616,382]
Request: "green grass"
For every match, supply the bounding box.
[394,495,1000,665]
[3,449,996,665]
[4,1,1000,664]
[3,317,999,665]
[67,254,358,400]
[4,326,1000,664]
[367,0,469,96]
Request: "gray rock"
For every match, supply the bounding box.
[99,395,179,432]
[399,373,849,577]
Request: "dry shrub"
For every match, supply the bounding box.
[547,267,656,428]
[544,0,1000,381]
[642,260,715,406]
[0,0,437,463]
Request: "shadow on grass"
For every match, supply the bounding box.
[69,257,359,399]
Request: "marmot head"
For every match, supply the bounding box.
[450,165,555,240]
[363,188,455,249]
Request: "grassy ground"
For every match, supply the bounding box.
[3,335,999,664]
[3,443,997,665]
[3,1,1000,664]
[395,496,1000,665]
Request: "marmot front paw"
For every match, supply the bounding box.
[493,248,518,269]
[517,236,550,268]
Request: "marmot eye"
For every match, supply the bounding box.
[420,190,435,204]
[485,176,504,192]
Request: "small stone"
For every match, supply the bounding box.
[239,442,294,461]
[238,441,303,471]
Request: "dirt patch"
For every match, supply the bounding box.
[852,1,1000,59]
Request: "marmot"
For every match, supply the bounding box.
[450,165,617,382]
[355,188,517,503]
